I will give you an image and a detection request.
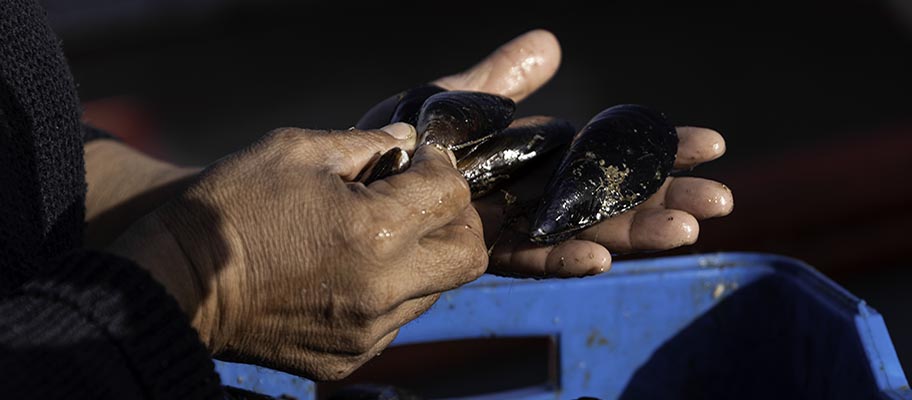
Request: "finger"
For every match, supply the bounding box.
[432,29,561,102]
[674,127,726,169]
[368,145,471,236]
[665,177,734,219]
[249,326,399,381]
[382,293,440,335]
[629,209,699,251]
[317,123,418,180]
[636,177,734,219]
[490,238,611,278]
[324,328,401,380]
[398,205,487,296]
[577,209,699,253]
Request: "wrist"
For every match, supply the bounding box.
[85,139,202,248]
[107,209,220,349]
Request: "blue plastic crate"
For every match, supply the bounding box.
[215,252,911,399]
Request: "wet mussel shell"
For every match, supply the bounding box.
[357,147,410,185]
[457,116,575,198]
[416,91,516,150]
[390,84,447,126]
[529,104,678,244]
[355,84,446,129]
[358,89,515,186]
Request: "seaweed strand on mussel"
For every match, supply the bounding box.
[529,104,678,245]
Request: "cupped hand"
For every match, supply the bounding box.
[110,123,487,380]
[383,29,733,277]
[475,123,731,277]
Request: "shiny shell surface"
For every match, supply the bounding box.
[457,116,575,198]
[355,84,445,129]
[529,104,678,244]
[357,147,410,185]
[389,84,447,126]
[416,91,516,150]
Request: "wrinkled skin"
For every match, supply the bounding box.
[109,125,488,380]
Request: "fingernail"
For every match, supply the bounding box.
[380,122,415,140]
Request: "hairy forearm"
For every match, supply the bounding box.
[84,140,201,248]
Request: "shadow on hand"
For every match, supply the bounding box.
[85,173,199,249]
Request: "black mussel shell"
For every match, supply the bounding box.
[416,91,516,150]
[457,116,575,198]
[356,84,445,129]
[357,147,410,185]
[389,85,446,126]
[529,104,678,244]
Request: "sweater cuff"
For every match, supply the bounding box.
[10,250,223,399]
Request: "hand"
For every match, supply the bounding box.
[109,124,487,380]
[379,29,734,277]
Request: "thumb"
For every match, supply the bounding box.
[321,122,418,180]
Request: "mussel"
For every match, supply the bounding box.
[416,91,516,150]
[358,86,574,198]
[356,84,445,129]
[456,116,574,197]
[354,147,410,184]
[529,104,678,245]
[359,89,516,184]
[357,87,679,246]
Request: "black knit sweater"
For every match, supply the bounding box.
[0,0,223,398]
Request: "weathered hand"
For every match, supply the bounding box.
[373,29,734,277]
[110,124,487,380]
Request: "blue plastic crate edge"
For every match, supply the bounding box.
[214,252,911,399]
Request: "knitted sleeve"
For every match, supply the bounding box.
[0,250,224,399]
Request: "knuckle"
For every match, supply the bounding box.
[346,331,379,355]
[458,237,489,282]
[266,127,305,143]
[346,202,402,260]
[353,284,397,319]
[468,240,489,278]
[260,127,323,165]
[434,228,488,285]
[432,166,470,204]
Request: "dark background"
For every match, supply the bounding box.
[41,0,912,385]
